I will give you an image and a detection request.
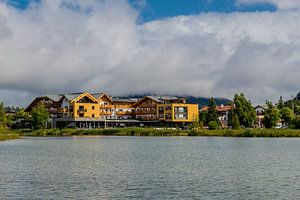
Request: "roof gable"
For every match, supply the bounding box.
[133,96,162,107]
[72,92,99,103]
[97,93,112,103]
[254,105,267,110]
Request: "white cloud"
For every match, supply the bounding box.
[237,0,300,10]
[0,0,300,106]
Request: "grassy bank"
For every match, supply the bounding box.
[189,129,300,137]
[17,128,300,137]
[19,128,189,137]
[0,129,20,141]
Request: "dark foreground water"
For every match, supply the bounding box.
[0,137,300,199]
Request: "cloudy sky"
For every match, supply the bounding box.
[0,0,300,107]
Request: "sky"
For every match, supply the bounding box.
[0,0,300,107]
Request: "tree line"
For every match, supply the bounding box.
[200,93,300,129]
[1,93,300,130]
[0,102,49,130]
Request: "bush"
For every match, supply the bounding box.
[208,121,219,130]
[290,116,300,129]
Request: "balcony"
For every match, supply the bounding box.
[100,105,114,109]
[136,115,158,120]
[137,104,157,108]
[134,110,157,115]
[100,111,113,115]
[116,111,132,115]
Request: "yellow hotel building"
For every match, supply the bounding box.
[26,92,199,128]
[158,103,199,123]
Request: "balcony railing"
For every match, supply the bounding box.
[136,116,158,120]
[99,105,114,109]
[100,111,113,115]
[116,111,132,115]
[134,110,157,115]
[137,104,157,108]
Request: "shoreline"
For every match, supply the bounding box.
[0,134,20,141]
[2,128,300,139]
[16,128,300,138]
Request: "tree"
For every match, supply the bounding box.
[199,111,207,124]
[280,107,294,125]
[233,93,256,128]
[277,96,284,110]
[262,101,281,128]
[0,102,7,128]
[295,105,300,115]
[206,97,219,124]
[228,109,240,129]
[284,99,300,115]
[15,108,29,120]
[31,104,49,129]
[290,116,300,129]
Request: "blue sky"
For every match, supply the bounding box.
[130,0,276,22]
[7,0,277,22]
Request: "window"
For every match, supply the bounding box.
[92,106,94,110]
[79,106,84,112]
[92,114,95,118]
[166,106,172,111]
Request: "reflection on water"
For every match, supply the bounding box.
[1,137,300,199]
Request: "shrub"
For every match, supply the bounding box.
[208,121,219,130]
[290,116,300,129]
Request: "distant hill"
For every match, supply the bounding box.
[185,96,232,108]
[124,94,232,108]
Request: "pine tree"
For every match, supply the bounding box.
[206,97,219,124]
[199,111,207,125]
[277,96,284,110]
[228,109,240,129]
[0,102,7,128]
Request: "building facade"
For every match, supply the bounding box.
[254,105,267,128]
[26,92,199,128]
[158,103,199,127]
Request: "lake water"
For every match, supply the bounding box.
[0,137,300,199]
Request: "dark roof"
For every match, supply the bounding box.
[201,105,233,112]
[112,97,137,103]
[63,94,81,101]
[45,94,63,102]
[145,96,163,103]
[92,93,105,99]
[254,105,267,110]
[148,95,178,101]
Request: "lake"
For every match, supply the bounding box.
[0,137,300,199]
